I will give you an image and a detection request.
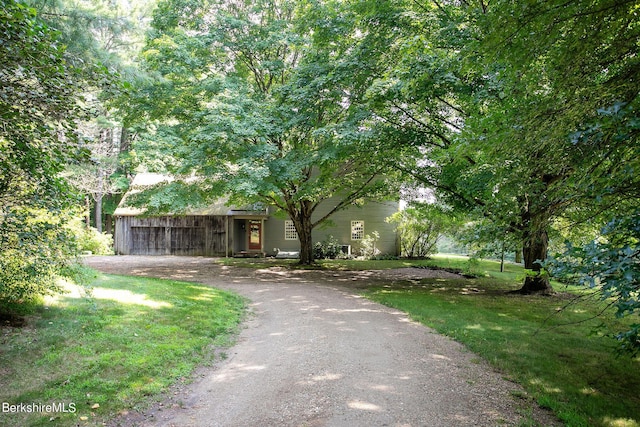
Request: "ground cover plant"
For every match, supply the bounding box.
[365,255,640,427]
[0,270,245,427]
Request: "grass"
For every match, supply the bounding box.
[3,255,638,426]
[364,254,640,427]
[216,255,450,271]
[0,271,245,427]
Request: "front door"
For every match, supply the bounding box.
[248,220,262,251]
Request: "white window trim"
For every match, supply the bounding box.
[284,220,299,240]
[351,220,364,241]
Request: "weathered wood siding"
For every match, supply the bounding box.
[115,215,227,256]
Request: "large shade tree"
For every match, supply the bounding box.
[132,0,401,264]
[356,0,639,293]
[460,0,638,293]
[464,0,639,293]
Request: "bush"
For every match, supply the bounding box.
[387,203,458,258]
[66,218,114,255]
[60,263,98,287]
[463,257,482,277]
[0,210,110,311]
[0,208,75,305]
[313,235,343,259]
[359,231,381,259]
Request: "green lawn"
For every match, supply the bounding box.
[0,272,245,427]
[3,256,638,426]
[216,255,459,271]
[364,255,640,427]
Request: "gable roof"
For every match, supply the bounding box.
[114,173,264,217]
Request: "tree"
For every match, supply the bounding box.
[387,202,458,258]
[546,211,640,355]
[66,115,122,232]
[27,0,158,232]
[544,96,640,354]
[0,0,87,209]
[357,0,639,293]
[0,0,90,305]
[26,0,153,72]
[460,0,639,292]
[132,0,401,264]
[354,0,561,292]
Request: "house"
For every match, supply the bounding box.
[114,173,399,258]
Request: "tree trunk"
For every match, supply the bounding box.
[85,196,91,229]
[95,193,103,233]
[95,167,106,233]
[293,201,315,265]
[119,126,130,153]
[105,214,113,235]
[298,221,314,265]
[519,226,552,294]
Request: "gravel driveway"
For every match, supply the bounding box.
[84,256,558,427]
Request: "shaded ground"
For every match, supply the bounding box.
[84,256,559,427]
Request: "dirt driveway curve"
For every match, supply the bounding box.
[84,256,558,427]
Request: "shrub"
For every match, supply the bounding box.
[313,235,343,259]
[0,209,109,311]
[60,263,98,287]
[387,203,458,258]
[66,218,114,255]
[0,208,75,306]
[463,257,482,277]
[359,231,381,259]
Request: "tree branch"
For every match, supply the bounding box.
[311,169,384,228]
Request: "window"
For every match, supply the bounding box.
[351,220,364,240]
[284,220,299,240]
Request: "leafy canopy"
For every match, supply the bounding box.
[132,0,402,263]
[0,0,96,306]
